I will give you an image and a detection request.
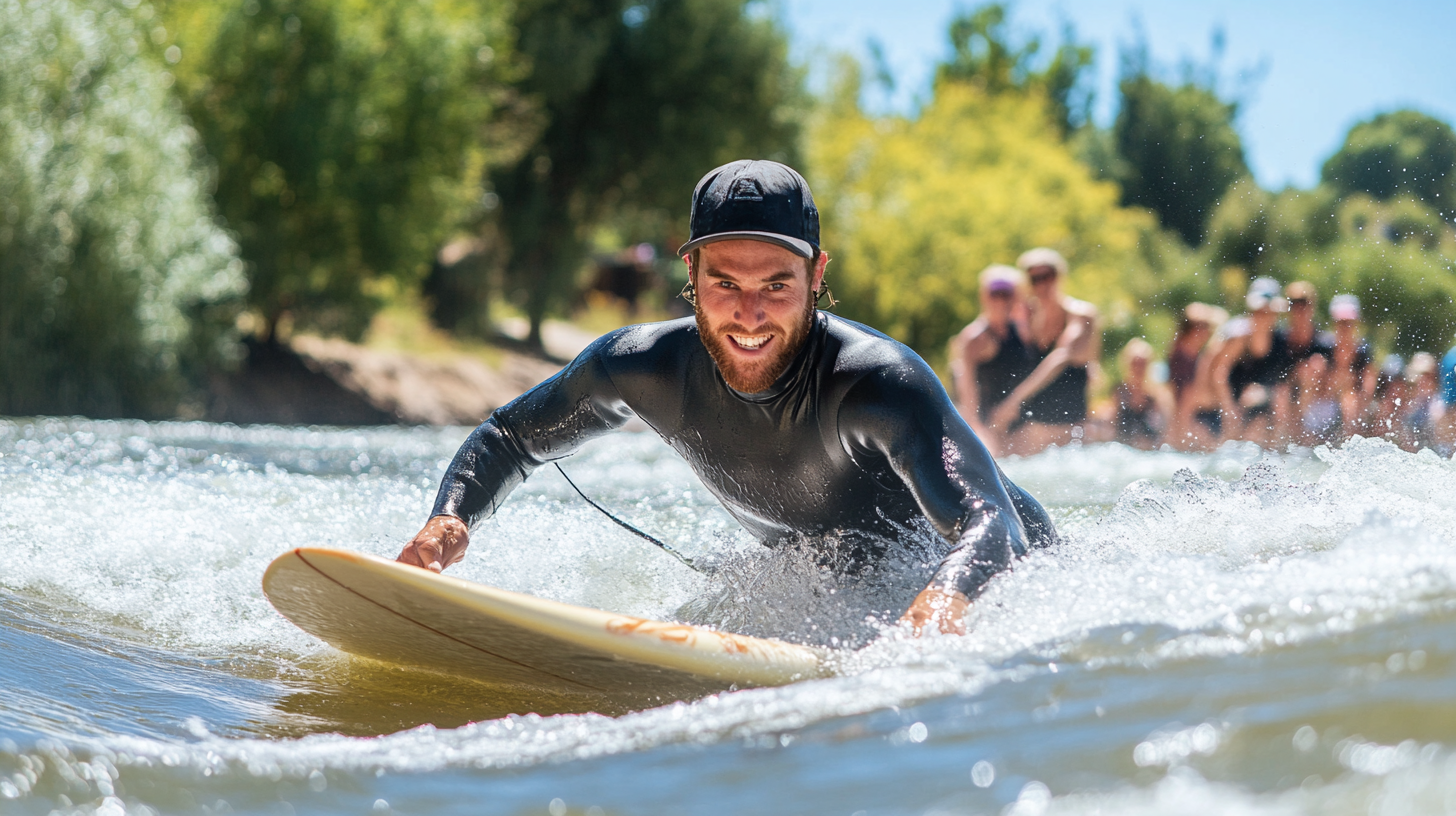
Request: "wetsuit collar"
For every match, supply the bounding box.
[721,311,827,403]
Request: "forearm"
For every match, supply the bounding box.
[1004,348,1071,410]
[431,416,537,528]
[926,505,1020,600]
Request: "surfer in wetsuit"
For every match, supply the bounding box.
[397,160,1057,636]
[948,265,1034,456]
[987,248,1099,455]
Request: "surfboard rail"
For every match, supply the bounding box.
[263,548,829,708]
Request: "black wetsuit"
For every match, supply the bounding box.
[975,325,1034,423]
[432,312,1057,600]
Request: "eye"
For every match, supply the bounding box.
[768,283,786,291]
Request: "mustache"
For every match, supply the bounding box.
[713,321,781,336]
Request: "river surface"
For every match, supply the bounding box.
[1,416,1454,815]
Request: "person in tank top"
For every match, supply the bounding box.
[1327,295,1377,436]
[989,248,1099,456]
[1215,277,1293,446]
[1282,281,1335,441]
[1111,338,1173,450]
[1166,302,1228,450]
[949,265,1034,456]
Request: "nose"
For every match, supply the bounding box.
[733,289,765,325]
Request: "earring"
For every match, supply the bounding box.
[679,279,697,307]
[815,282,838,311]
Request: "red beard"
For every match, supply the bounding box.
[696,296,815,393]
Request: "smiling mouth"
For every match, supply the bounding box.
[728,333,772,350]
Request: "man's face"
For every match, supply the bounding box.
[691,239,827,393]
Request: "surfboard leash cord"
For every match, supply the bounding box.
[553,462,704,573]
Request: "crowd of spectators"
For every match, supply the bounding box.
[950,250,1456,457]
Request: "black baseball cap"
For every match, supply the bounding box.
[677,160,820,259]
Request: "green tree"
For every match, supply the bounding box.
[167,0,517,342]
[1112,67,1250,246]
[808,64,1170,360]
[936,3,1095,136]
[1321,109,1456,221]
[0,0,245,418]
[493,0,804,348]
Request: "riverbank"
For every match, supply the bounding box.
[206,318,601,426]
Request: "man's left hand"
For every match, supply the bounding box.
[900,588,971,636]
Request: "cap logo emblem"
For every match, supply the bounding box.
[728,178,763,201]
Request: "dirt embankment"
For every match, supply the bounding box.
[207,321,599,427]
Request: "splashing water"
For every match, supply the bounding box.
[2,417,1455,815]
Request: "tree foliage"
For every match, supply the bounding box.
[1321,109,1456,221]
[0,0,245,418]
[808,63,1163,360]
[493,0,805,347]
[936,3,1094,136]
[1111,67,1250,246]
[167,0,517,341]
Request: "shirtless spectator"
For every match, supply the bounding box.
[949,265,1033,456]
[990,248,1100,455]
[1215,277,1292,446]
[1111,338,1174,450]
[1166,303,1228,449]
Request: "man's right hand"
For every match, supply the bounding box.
[396,515,470,573]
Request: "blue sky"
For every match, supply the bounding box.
[781,0,1456,190]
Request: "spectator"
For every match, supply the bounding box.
[991,248,1100,455]
[1215,277,1292,446]
[1327,295,1377,436]
[949,265,1033,456]
[1367,354,1408,444]
[1112,338,1174,450]
[1400,352,1441,452]
[1166,303,1228,450]
[1292,352,1341,446]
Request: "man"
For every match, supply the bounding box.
[397,160,1056,635]
[1214,277,1292,446]
[949,265,1034,457]
[989,248,1100,455]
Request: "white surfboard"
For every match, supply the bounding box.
[263,548,829,712]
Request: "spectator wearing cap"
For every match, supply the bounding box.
[949,265,1034,456]
[989,248,1101,455]
[1167,302,1230,451]
[1284,281,1333,366]
[1214,277,1294,446]
[1327,294,1376,436]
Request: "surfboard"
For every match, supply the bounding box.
[262,548,829,713]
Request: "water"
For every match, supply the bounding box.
[2,417,1455,815]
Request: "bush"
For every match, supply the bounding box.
[0,0,245,418]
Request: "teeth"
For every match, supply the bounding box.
[730,334,770,349]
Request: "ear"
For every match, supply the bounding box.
[811,251,829,293]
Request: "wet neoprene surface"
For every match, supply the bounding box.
[432,312,1056,599]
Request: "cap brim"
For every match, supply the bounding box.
[677,231,816,259]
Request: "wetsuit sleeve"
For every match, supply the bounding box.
[837,361,1050,600]
[430,336,636,528]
